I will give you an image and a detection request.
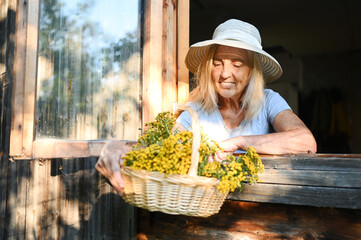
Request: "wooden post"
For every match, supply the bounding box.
[177,0,189,105]
[161,0,178,112]
[10,0,40,159]
[143,0,163,124]
[10,0,26,158]
[143,0,189,124]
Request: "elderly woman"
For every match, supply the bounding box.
[96,19,317,195]
[175,19,316,161]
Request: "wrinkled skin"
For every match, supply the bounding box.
[95,141,134,195]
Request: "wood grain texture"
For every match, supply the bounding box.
[32,139,136,159]
[137,201,361,240]
[228,184,361,209]
[143,0,163,124]
[2,158,137,239]
[161,0,177,112]
[177,0,190,105]
[259,169,361,188]
[9,0,27,157]
[261,155,361,171]
[226,155,361,209]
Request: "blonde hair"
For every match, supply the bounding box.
[187,45,265,121]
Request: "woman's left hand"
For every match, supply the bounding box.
[95,141,134,196]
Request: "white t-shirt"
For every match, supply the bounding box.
[176,89,291,144]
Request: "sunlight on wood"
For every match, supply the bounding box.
[33,139,107,158]
[177,0,190,105]
[143,0,163,123]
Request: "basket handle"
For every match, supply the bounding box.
[176,105,201,177]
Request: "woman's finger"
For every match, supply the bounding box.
[214,150,226,162]
[108,171,124,196]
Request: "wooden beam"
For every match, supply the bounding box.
[31,139,136,159]
[224,154,361,209]
[228,183,361,209]
[161,0,177,112]
[137,201,361,239]
[261,155,361,171]
[10,0,27,157]
[23,0,40,157]
[10,0,40,158]
[177,0,189,105]
[143,0,163,124]
[259,169,361,188]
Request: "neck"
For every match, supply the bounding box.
[217,96,246,129]
[218,96,243,116]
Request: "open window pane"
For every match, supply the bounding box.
[36,0,142,140]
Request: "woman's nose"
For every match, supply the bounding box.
[221,62,232,78]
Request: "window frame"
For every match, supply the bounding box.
[10,0,189,159]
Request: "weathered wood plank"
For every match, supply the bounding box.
[0,160,7,240]
[177,0,189,105]
[137,201,361,240]
[5,159,28,239]
[261,155,361,171]
[25,159,45,240]
[228,183,361,209]
[0,0,9,236]
[22,0,40,158]
[32,139,136,159]
[0,0,8,74]
[9,0,27,157]
[259,169,361,188]
[2,157,138,239]
[143,0,163,123]
[161,0,177,112]
[57,157,137,239]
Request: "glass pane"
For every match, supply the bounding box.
[36,0,142,140]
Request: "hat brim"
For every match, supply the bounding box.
[185,39,283,82]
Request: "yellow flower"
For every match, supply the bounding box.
[123,111,264,194]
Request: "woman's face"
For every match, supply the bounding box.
[211,45,251,102]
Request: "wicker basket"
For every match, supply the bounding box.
[120,105,228,217]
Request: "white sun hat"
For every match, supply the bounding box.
[185,19,283,82]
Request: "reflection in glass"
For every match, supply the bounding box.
[36,0,142,140]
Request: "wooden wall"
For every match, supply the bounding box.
[229,154,361,209]
[2,0,361,239]
[0,0,191,238]
[1,0,137,239]
[1,157,137,240]
[136,154,361,240]
[137,201,361,240]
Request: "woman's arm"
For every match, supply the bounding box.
[216,109,317,159]
[96,122,188,195]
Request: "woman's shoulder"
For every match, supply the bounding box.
[264,88,278,96]
[185,101,202,111]
[263,88,291,112]
[264,88,285,101]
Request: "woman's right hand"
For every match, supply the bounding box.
[95,140,134,196]
[212,137,242,162]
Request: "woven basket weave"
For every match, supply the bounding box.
[121,105,228,217]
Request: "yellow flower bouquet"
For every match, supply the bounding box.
[120,106,264,217]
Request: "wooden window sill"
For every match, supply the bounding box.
[228,154,361,209]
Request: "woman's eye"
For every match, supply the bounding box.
[233,62,243,68]
[213,61,222,67]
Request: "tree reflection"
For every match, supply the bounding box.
[36,0,141,140]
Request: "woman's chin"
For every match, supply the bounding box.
[218,92,238,100]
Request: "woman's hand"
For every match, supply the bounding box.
[95,141,134,196]
[213,138,241,162]
[213,109,317,159]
